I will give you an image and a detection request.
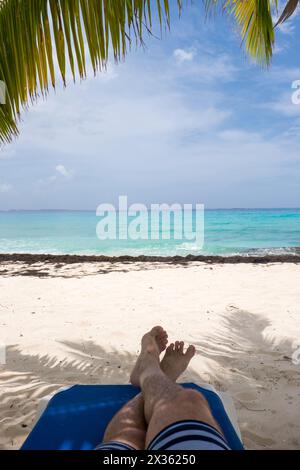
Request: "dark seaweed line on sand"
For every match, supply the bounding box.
[0,252,300,265]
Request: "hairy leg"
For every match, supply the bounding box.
[102,393,146,449]
[130,329,223,447]
[101,326,168,450]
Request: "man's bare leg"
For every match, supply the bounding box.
[130,328,223,447]
[101,394,146,449]
[102,332,196,449]
[102,326,168,449]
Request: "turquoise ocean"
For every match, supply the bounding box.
[0,209,299,257]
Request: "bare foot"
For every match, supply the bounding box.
[160,341,196,381]
[130,326,168,387]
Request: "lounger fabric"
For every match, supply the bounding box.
[21,384,244,450]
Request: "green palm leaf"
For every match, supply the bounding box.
[206,1,278,64]
[1,1,299,145]
[0,0,182,145]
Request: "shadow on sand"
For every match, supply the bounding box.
[1,309,298,449]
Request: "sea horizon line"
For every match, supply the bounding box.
[1,207,300,213]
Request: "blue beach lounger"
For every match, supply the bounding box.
[21,383,244,450]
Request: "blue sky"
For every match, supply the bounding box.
[1,2,300,210]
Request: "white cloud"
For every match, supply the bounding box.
[173,48,195,63]
[55,164,74,178]
[0,183,12,193]
[16,76,231,159]
[277,22,295,35]
[98,62,118,82]
[263,92,300,117]
[0,146,15,159]
[37,165,74,187]
[259,65,300,85]
[170,52,237,82]
[273,44,285,55]
[218,129,262,143]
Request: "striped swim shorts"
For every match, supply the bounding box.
[96,420,231,451]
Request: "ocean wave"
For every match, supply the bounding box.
[244,247,300,256]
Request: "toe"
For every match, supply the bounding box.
[158,336,168,352]
[161,331,168,340]
[150,326,164,337]
[162,333,168,343]
[150,326,168,352]
[179,341,184,353]
[151,326,167,342]
[166,343,174,353]
[175,341,180,351]
[185,345,196,359]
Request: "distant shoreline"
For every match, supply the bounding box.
[1,252,300,264]
[1,207,300,212]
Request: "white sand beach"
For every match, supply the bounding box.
[0,260,300,450]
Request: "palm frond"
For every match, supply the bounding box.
[1,0,297,146]
[274,0,299,27]
[0,0,182,145]
[206,1,277,65]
